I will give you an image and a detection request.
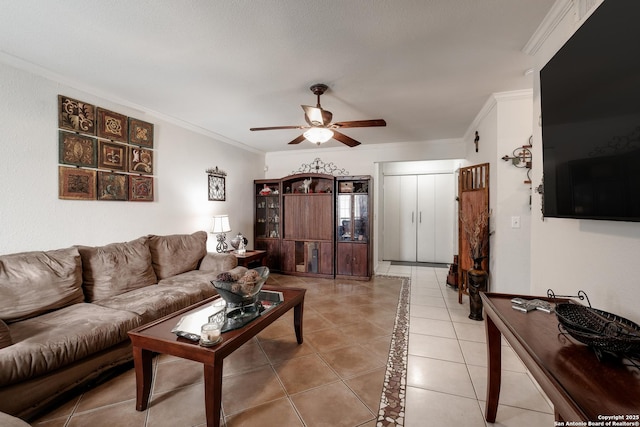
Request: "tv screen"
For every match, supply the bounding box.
[540,0,640,221]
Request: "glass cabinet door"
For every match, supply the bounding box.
[337,193,369,242]
[337,194,352,241]
[256,184,280,239]
[353,194,368,242]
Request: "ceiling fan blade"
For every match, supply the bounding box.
[287,134,306,145]
[332,119,386,128]
[250,125,307,131]
[302,105,332,126]
[332,130,361,147]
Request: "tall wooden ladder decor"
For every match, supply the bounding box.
[457,163,490,304]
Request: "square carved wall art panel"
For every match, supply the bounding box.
[58,95,96,135]
[129,176,154,201]
[97,108,128,143]
[97,171,128,201]
[129,147,153,175]
[59,166,96,200]
[129,118,154,147]
[98,141,127,171]
[58,131,97,167]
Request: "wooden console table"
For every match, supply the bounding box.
[481,292,640,423]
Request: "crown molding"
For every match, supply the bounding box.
[0,50,263,155]
[522,0,573,55]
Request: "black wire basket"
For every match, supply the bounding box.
[555,303,640,358]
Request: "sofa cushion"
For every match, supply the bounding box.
[77,237,158,302]
[0,303,141,387]
[0,247,84,323]
[93,279,210,324]
[157,269,223,299]
[148,231,207,280]
[0,320,12,349]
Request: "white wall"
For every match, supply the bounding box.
[529,0,640,321]
[458,91,533,294]
[0,61,264,255]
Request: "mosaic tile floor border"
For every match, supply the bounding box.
[376,276,410,426]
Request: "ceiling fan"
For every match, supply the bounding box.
[250,83,386,147]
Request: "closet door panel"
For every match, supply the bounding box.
[416,175,435,262]
[434,173,455,263]
[398,175,417,261]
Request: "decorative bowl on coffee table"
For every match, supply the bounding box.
[211,266,269,331]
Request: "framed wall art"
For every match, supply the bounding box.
[97,108,128,143]
[98,141,127,171]
[129,118,154,148]
[129,176,154,201]
[129,147,153,175]
[57,95,157,203]
[59,166,97,200]
[58,95,96,135]
[207,166,226,201]
[97,171,128,201]
[59,131,97,167]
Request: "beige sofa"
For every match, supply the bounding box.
[0,231,237,422]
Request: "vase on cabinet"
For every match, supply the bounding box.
[230,233,248,252]
[467,257,488,321]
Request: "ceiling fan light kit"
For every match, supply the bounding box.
[250,83,386,148]
[303,127,334,144]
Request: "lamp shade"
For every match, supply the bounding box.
[303,127,334,144]
[211,215,231,233]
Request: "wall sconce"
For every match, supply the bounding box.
[501,136,532,184]
[211,215,231,252]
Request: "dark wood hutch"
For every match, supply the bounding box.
[253,173,372,280]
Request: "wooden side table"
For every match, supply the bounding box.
[231,250,267,268]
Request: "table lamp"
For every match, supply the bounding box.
[211,215,231,253]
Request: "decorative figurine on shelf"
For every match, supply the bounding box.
[259,184,272,195]
[302,178,312,193]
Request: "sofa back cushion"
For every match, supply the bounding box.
[148,231,207,280]
[77,236,158,302]
[0,247,84,323]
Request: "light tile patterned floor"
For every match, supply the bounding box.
[30,265,554,427]
[376,261,554,427]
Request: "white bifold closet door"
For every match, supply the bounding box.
[383,173,454,263]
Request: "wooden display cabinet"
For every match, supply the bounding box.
[281,173,335,278]
[335,176,372,280]
[254,179,281,271]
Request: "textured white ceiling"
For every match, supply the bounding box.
[0,0,555,152]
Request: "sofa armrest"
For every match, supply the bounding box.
[198,252,237,272]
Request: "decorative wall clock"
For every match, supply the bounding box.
[207,166,226,201]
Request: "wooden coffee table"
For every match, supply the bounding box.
[128,285,305,427]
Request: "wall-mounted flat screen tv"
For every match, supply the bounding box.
[540,0,640,221]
